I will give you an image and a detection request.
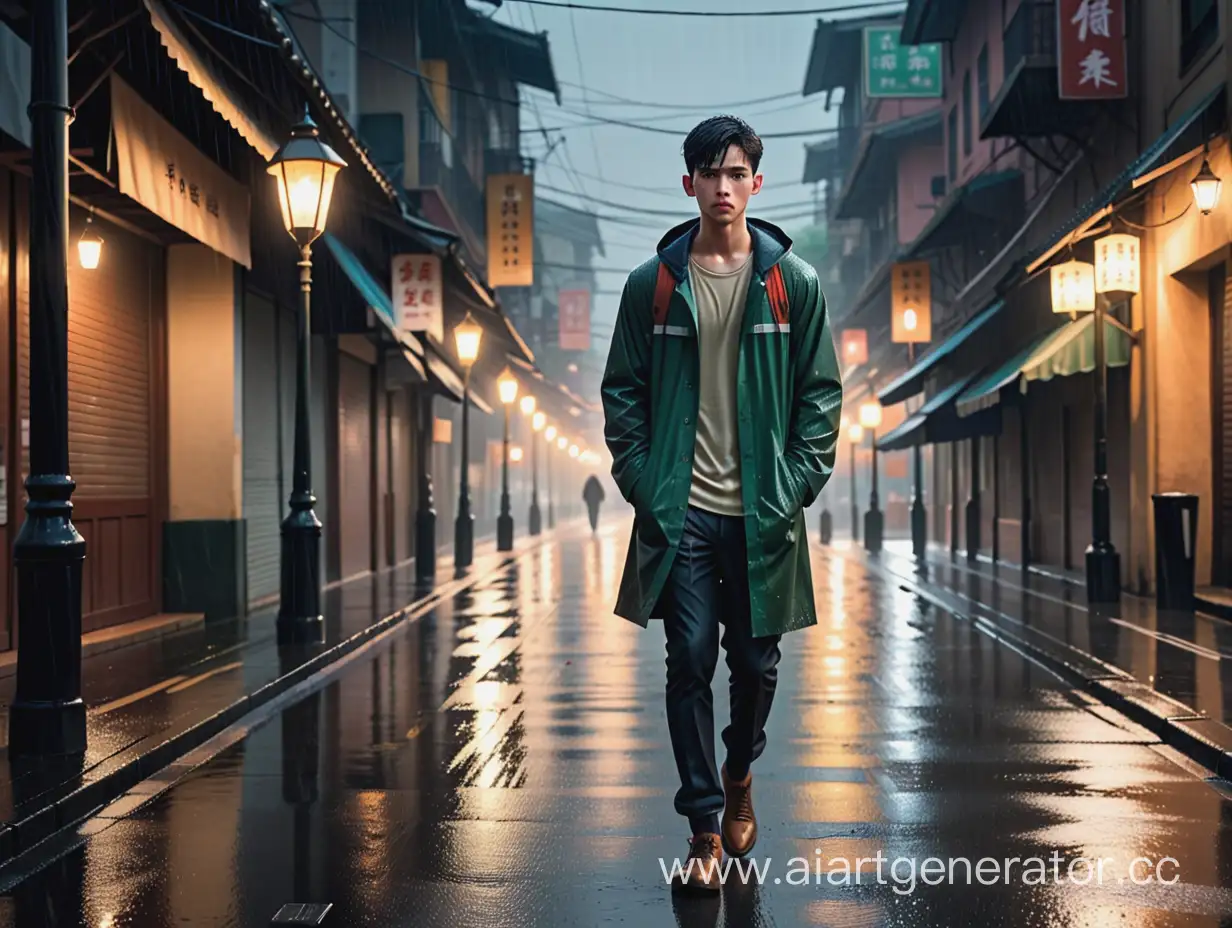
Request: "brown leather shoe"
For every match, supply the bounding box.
[672,832,723,893]
[721,765,757,857]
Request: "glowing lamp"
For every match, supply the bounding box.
[1050,259,1095,314]
[569,444,580,458]
[1094,232,1140,296]
[557,436,568,450]
[510,445,523,463]
[847,423,864,444]
[903,307,918,331]
[533,411,546,432]
[266,108,347,246]
[453,313,483,366]
[1192,158,1223,215]
[77,216,103,269]
[497,368,519,405]
[520,395,536,417]
[858,401,882,431]
[545,425,557,442]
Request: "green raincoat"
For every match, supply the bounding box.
[601,217,844,638]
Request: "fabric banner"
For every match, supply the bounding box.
[111,76,252,268]
[558,289,590,351]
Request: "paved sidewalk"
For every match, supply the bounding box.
[0,524,581,868]
[831,537,1232,779]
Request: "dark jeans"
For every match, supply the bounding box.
[664,505,782,823]
[586,501,600,531]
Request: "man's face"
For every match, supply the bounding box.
[683,145,763,226]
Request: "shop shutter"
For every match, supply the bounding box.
[338,352,373,579]
[1220,266,1232,582]
[243,292,283,606]
[389,387,412,564]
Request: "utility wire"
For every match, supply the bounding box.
[534,181,815,217]
[503,0,904,16]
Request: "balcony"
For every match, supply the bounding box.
[981,1,1100,139]
[417,104,486,255]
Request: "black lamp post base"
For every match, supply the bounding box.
[819,509,832,545]
[529,503,541,536]
[863,509,883,553]
[415,510,436,583]
[1086,543,1121,604]
[278,512,322,644]
[911,500,927,558]
[497,512,514,552]
[965,500,981,561]
[8,698,85,757]
[455,513,474,571]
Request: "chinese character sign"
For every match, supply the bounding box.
[393,253,444,343]
[558,289,590,351]
[1093,233,1140,295]
[1057,0,1126,100]
[862,27,942,99]
[891,261,932,343]
[486,174,534,287]
[841,328,869,366]
[1050,259,1095,313]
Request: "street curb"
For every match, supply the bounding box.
[0,532,558,872]
[831,544,1232,783]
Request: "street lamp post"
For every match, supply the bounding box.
[847,423,862,544]
[522,395,541,535]
[496,368,519,552]
[545,425,557,528]
[266,108,345,644]
[9,0,86,756]
[532,411,546,533]
[860,402,883,553]
[453,314,483,571]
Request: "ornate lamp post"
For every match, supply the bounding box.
[522,395,541,535]
[859,401,883,553]
[496,367,519,552]
[544,425,557,528]
[847,422,863,544]
[266,108,346,644]
[453,313,483,570]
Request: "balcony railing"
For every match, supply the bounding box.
[418,104,486,247]
[1003,0,1056,77]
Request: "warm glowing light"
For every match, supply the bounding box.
[1050,259,1095,314]
[454,313,482,365]
[1192,157,1222,214]
[533,411,546,431]
[567,362,579,373]
[569,444,580,458]
[1094,232,1140,295]
[557,436,568,450]
[858,401,882,430]
[77,236,102,269]
[509,445,523,462]
[520,395,536,417]
[847,423,864,443]
[497,367,519,405]
[545,425,557,442]
[266,109,346,245]
[902,307,917,330]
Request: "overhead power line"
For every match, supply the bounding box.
[538,109,840,137]
[534,181,814,217]
[504,0,905,16]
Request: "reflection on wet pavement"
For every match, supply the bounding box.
[4,524,1232,927]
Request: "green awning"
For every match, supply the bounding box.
[955,314,1133,417]
[878,374,979,451]
[876,299,1006,406]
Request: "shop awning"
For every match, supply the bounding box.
[422,340,493,414]
[0,22,30,146]
[1027,84,1225,276]
[876,299,1006,406]
[877,374,988,451]
[956,314,1134,417]
[906,170,1024,257]
[803,137,840,184]
[322,233,425,359]
[144,0,280,159]
[835,110,943,220]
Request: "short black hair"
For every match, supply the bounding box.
[682,116,764,176]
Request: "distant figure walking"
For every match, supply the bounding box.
[582,475,605,532]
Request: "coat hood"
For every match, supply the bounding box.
[655,217,793,281]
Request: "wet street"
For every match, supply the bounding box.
[5,520,1232,928]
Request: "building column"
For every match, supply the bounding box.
[162,244,245,619]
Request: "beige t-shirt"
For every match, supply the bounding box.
[687,253,753,516]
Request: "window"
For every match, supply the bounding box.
[948,106,958,181]
[962,71,972,156]
[977,46,990,124]
[1181,0,1218,72]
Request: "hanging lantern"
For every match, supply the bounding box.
[1050,259,1095,314]
[858,401,882,430]
[1094,232,1140,295]
[77,215,103,270]
[1191,157,1223,215]
[841,329,868,366]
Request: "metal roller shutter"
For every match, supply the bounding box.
[338,353,373,579]
[1219,265,1232,583]
[243,292,284,606]
[389,387,412,564]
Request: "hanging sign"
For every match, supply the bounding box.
[862,27,942,98]
[393,253,444,343]
[891,261,932,343]
[486,173,534,287]
[841,328,869,366]
[1057,0,1127,100]
[558,289,591,351]
[110,76,251,268]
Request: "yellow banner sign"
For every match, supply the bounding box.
[891,260,931,343]
[486,173,534,287]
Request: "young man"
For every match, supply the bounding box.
[601,116,843,892]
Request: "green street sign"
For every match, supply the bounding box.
[863,27,943,99]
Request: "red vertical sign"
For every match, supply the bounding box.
[558,289,590,351]
[1057,0,1127,100]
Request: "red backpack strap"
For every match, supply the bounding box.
[766,264,789,326]
[652,261,675,327]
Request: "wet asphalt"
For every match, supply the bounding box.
[3,521,1232,928]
